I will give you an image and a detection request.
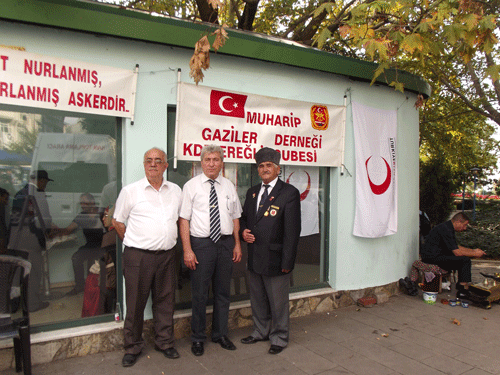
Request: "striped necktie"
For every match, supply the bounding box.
[209,179,221,243]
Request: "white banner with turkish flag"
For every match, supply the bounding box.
[282,166,319,237]
[352,102,398,238]
[176,82,345,167]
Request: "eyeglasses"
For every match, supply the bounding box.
[144,158,164,165]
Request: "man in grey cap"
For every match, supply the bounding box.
[9,170,55,311]
[239,147,301,354]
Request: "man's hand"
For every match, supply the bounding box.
[233,242,242,263]
[242,229,255,243]
[473,248,486,258]
[184,249,198,270]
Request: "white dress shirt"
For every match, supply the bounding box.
[113,177,181,251]
[180,173,242,238]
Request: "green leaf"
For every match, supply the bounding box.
[313,27,332,49]
[485,65,500,82]
[461,13,478,32]
[389,81,405,93]
[400,33,424,54]
[312,2,334,18]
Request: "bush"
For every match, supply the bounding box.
[456,200,500,259]
[420,157,460,226]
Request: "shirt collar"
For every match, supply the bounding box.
[262,177,278,190]
[203,174,221,184]
[142,177,168,191]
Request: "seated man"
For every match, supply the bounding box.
[56,193,105,296]
[421,212,485,298]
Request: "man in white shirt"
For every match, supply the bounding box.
[113,148,182,367]
[179,144,242,357]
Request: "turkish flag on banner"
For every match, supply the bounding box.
[352,102,398,238]
[210,90,247,118]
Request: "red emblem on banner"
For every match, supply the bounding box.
[210,90,247,118]
[365,156,391,195]
[310,105,329,130]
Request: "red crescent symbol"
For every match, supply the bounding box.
[286,171,311,201]
[365,156,391,195]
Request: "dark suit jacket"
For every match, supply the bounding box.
[240,178,301,276]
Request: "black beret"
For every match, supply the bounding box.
[255,147,280,166]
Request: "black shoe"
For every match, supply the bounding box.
[191,342,204,356]
[30,301,49,312]
[212,336,236,350]
[154,346,180,359]
[241,335,267,344]
[406,278,419,296]
[399,278,411,293]
[268,345,284,354]
[122,353,140,367]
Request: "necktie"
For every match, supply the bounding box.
[209,179,221,243]
[259,184,270,209]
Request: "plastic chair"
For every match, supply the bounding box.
[0,255,32,375]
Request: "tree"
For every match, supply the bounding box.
[309,0,500,127]
[99,0,499,176]
[4,125,39,156]
[109,1,499,123]
[420,156,460,225]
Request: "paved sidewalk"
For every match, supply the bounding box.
[3,260,500,375]
[3,291,500,375]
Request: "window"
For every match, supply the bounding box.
[0,105,119,330]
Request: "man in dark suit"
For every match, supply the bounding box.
[240,147,301,354]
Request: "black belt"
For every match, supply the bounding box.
[191,235,232,242]
[126,246,168,254]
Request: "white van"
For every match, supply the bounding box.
[31,133,117,226]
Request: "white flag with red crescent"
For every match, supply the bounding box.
[282,166,319,237]
[352,102,398,238]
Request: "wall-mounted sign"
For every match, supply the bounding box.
[0,47,137,119]
[176,82,345,167]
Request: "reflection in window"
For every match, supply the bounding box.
[0,107,118,327]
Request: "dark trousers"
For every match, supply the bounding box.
[190,235,234,342]
[248,270,291,347]
[422,255,472,283]
[123,246,176,355]
[8,247,43,312]
[71,246,104,291]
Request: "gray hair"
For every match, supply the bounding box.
[143,147,167,161]
[200,145,224,161]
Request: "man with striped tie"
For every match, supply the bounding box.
[179,144,242,357]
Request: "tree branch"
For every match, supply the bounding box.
[437,67,500,126]
[485,52,500,105]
